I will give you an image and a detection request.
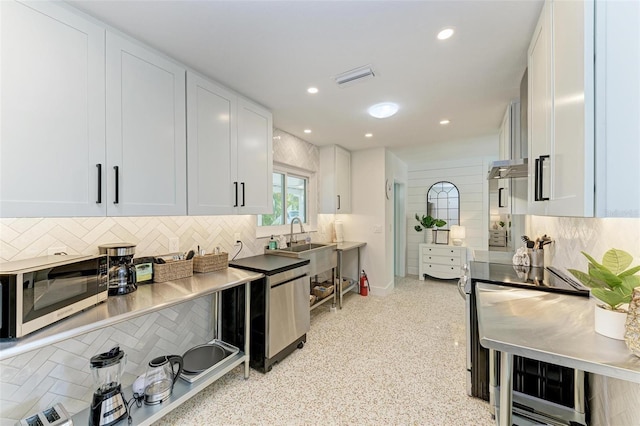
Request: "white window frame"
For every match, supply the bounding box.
[255,163,317,239]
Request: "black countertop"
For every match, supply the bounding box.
[469,261,589,297]
[229,254,310,275]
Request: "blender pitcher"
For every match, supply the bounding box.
[89,346,128,426]
[143,355,183,405]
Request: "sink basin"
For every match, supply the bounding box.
[266,242,337,276]
[278,243,330,253]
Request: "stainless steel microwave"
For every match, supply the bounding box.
[0,255,108,338]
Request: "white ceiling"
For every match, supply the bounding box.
[68,0,543,157]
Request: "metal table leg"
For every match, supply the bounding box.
[243,281,251,379]
[499,352,513,426]
[338,250,344,309]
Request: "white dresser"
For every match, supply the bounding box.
[489,229,507,247]
[418,244,468,280]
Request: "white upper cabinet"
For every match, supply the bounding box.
[106,32,187,216]
[527,1,553,216]
[186,72,272,215]
[528,0,637,217]
[594,0,640,217]
[236,97,273,214]
[186,72,237,215]
[0,1,106,217]
[320,145,351,214]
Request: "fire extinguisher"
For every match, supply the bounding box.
[360,269,370,296]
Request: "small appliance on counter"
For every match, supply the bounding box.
[132,257,154,284]
[16,403,73,426]
[89,346,128,426]
[142,355,183,405]
[99,243,137,295]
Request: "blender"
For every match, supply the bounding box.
[99,243,137,295]
[89,346,128,426]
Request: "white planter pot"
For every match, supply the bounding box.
[424,229,433,244]
[594,304,628,340]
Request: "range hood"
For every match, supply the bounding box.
[487,69,529,181]
[487,158,528,179]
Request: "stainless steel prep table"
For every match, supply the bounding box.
[476,282,640,426]
[336,241,366,308]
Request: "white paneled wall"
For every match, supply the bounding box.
[407,157,491,275]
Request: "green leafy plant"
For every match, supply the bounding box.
[414,214,446,232]
[499,221,505,228]
[568,249,640,311]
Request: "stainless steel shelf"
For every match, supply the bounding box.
[310,292,335,311]
[72,351,247,426]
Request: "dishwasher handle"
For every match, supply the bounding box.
[270,274,307,289]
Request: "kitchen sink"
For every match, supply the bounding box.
[266,242,337,276]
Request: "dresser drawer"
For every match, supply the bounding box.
[422,263,460,279]
[422,246,461,258]
[423,254,460,266]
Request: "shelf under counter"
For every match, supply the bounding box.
[0,268,262,361]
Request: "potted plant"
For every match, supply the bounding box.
[568,249,640,340]
[414,214,446,244]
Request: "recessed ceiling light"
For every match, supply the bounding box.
[368,102,399,119]
[437,28,455,40]
[440,119,450,125]
[365,133,373,138]
[307,87,318,94]
[304,129,312,134]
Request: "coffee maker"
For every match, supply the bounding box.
[99,243,137,295]
[89,346,128,426]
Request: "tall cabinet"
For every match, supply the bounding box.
[0,1,106,217]
[527,0,638,217]
[106,32,187,216]
[319,145,351,214]
[186,72,273,215]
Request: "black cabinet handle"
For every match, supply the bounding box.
[233,182,238,207]
[498,187,504,208]
[534,157,541,201]
[241,182,245,207]
[96,164,102,204]
[113,166,119,204]
[337,195,341,210]
[538,155,550,201]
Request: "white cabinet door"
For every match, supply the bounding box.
[320,145,351,214]
[527,1,552,216]
[549,0,594,217]
[186,72,236,215]
[594,0,640,217]
[335,146,351,213]
[0,1,105,217]
[497,107,511,214]
[236,97,273,214]
[106,32,186,216]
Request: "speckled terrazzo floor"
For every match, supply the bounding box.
[154,276,493,425]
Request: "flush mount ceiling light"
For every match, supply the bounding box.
[437,28,455,40]
[303,129,312,134]
[368,102,399,119]
[334,65,375,87]
[307,87,318,94]
[365,133,373,138]
[440,119,450,125]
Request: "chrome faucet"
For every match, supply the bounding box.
[289,217,305,246]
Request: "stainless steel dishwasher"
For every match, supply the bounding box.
[267,266,310,359]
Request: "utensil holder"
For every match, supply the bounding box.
[528,249,544,268]
[193,252,228,273]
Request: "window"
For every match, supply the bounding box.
[257,164,316,238]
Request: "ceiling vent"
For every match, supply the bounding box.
[334,65,375,87]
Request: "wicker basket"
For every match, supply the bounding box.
[312,283,334,299]
[193,252,228,273]
[153,259,193,282]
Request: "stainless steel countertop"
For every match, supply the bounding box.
[335,241,366,251]
[0,268,262,361]
[476,282,640,383]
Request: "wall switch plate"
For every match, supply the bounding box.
[373,225,383,234]
[169,237,179,252]
[48,246,67,255]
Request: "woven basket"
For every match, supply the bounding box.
[193,252,228,273]
[153,259,193,283]
[312,283,334,299]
